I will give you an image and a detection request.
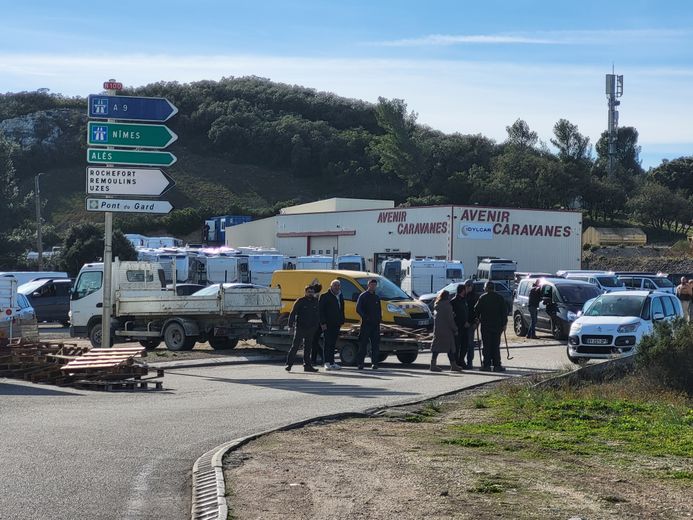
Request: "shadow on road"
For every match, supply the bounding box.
[0,382,82,396]
[175,372,419,399]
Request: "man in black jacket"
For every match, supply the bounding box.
[286,286,320,372]
[464,279,479,368]
[450,284,470,367]
[319,279,346,370]
[356,278,382,370]
[474,281,508,372]
[527,280,542,339]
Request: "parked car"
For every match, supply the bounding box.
[418,280,513,315]
[0,293,40,344]
[166,283,206,296]
[617,274,676,294]
[562,272,626,293]
[567,290,683,364]
[514,272,552,285]
[513,278,601,340]
[18,278,73,326]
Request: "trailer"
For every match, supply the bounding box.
[255,323,428,366]
[70,260,281,350]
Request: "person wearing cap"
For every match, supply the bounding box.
[356,278,382,370]
[285,285,320,372]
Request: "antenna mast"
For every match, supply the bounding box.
[605,70,624,177]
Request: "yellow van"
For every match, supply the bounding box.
[269,270,433,329]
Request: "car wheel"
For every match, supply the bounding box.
[551,319,565,340]
[139,340,161,350]
[339,342,359,366]
[88,322,102,349]
[513,312,528,337]
[396,351,418,365]
[208,336,239,350]
[567,346,588,365]
[164,322,193,351]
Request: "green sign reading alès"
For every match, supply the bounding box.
[87,121,178,149]
[87,148,177,167]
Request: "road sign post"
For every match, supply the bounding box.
[86,198,174,214]
[87,121,178,149]
[86,167,175,196]
[88,94,178,122]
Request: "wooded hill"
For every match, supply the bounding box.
[0,77,692,268]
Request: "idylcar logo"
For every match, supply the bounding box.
[458,222,493,240]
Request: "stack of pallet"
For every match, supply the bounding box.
[0,340,164,391]
[343,323,433,341]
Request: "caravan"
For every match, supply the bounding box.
[245,254,285,286]
[136,249,189,283]
[400,259,465,297]
[205,256,250,284]
[295,255,334,270]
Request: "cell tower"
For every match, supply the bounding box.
[605,71,624,177]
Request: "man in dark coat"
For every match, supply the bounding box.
[319,279,345,370]
[474,281,508,372]
[356,278,382,370]
[464,279,479,368]
[285,285,320,372]
[527,279,542,339]
[450,284,470,366]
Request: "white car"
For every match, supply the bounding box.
[567,290,683,363]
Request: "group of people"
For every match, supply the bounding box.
[285,278,382,372]
[431,280,508,373]
[676,276,693,322]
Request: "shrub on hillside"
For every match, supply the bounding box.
[635,320,693,396]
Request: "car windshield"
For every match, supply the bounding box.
[584,294,647,317]
[555,285,601,304]
[356,277,411,301]
[490,269,515,281]
[339,262,362,271]
[596,276,623,288]
[17,280,45,294]
[654,277,674,288]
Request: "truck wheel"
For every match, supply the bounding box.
[396,351,418,365]
[339,342,359,366]
[164,322,191,351]
[209,337,239,350]
[514,312,528,337]
[377,353,389,363]
[139,340,161,350]
[88,322,102,349]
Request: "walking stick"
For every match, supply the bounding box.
[503,328,513,360]
[475,324,483,365]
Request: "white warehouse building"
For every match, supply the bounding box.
[226,198,582,274]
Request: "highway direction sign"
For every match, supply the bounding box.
[86,167,175,196]
[88,95,178,122]
[87,148,177,167]
[87,121,177,149]
[85,198,174,214]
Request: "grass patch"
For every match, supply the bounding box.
[447,379,692,460]
[468,475,515,494]
[405,402,443,423]
[665,470,693,481]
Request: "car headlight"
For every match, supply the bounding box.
[617,322,640,333]
[387,303,408,316]
[567,311,578,321]
[570,322,582,334]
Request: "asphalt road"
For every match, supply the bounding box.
[0,344,571,520]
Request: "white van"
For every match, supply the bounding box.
[337,254,366,271]
[476,258,516,290]
[401,259,464,297]
[563,271,626,293]
[0,271,68,287]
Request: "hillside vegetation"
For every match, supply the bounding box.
[0,77,692,268]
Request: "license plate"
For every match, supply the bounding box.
[584,338,609,345]
[417,320,430,326]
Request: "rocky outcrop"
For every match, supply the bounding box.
[0,108,84,151]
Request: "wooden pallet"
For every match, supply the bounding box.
[71,379,164,392]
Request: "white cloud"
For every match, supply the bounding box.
[374,29,689,47]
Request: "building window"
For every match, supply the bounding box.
[311,250,316,254]
[325,249,331,254]
[318,249,323,254]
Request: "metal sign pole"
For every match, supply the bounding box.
[101,80,118,349]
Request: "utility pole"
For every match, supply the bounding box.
[605,69,623,177]
[35,173,45,271]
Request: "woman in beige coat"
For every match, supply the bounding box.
[431,291,463,372]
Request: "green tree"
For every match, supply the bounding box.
[551,119,591,162]
[505,119,538,148]
[650,156,693,199]
[59,223,137,276]
[627,182,693,234]
[0,133,28,269]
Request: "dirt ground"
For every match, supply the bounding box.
[224,384,692,520]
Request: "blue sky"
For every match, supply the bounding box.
[2,0,693,168]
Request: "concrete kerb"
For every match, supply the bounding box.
[149,353,284,370]
[189,375,545,520]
